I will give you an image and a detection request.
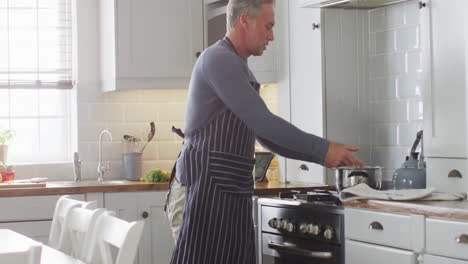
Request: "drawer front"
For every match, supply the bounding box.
[426,218,468,260]
[346,240,418,264]
[0,194,84,222]
[0,220,52,244]
[424,254,468,264]
[426,158,467,193]
[345,208,413,250]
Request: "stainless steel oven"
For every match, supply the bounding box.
[258,191,344,264]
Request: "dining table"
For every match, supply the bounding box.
[0,229,85,264]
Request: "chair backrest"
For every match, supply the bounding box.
[48,195,97,251]
[84,210,145,264]
[62,207,106,260]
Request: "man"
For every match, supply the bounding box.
[168,0,363,263]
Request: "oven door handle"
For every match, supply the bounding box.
[267,241,334,259]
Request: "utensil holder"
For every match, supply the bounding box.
[122,152,142,181]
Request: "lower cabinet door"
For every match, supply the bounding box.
[0,220,52,244]
[346,240,418,264]
[424,254,468,264]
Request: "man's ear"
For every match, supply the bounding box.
[238,11,251,28]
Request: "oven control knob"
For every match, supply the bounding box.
[299,223,308,234]
[323,227,335,240]
[285,222,296,232]
[310,224,321,236]
[280,219,289,230]
[268,218,280,229]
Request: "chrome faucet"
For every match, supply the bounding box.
[97,130,113,182]
[73,152,82,182]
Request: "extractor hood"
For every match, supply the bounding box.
[299,0,409,9]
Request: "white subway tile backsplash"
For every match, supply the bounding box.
[407,99,424,121]
[158,141,183,160]
[396,26,419,51]
[373,77,398,100]
[406,50,422,74]
[405,0,420,26]
[375,30,396,54]
[386,4,405,29]
[386,52,406,75]
[397,75,422,98]
[156,103,186,122]
[369,8,386,33]
[124,104,159,122]
[370,55,386,78]
[367,1,422,182]
[373,124,398,145]
[88,103,125,122]
[78,123,107,142]
[398,122,423,145]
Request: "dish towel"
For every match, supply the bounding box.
[339,183,467,202]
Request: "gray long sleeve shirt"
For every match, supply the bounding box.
[178,37,329,182]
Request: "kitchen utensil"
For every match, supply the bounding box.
[335,166,382,192]
[392,130,426,189]
[123,135,141,142]
[140,122,156,152]
[122,152,142,181]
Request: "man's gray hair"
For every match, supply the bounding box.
[226,0,274,32]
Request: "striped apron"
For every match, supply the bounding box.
[170,110,257,264]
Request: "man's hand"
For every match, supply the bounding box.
[323,142,364,168]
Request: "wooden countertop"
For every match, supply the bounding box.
[0,180,329,197]
[344,199,468,221]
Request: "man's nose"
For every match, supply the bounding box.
[268,31,274,41]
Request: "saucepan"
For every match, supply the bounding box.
[335,166,383,192]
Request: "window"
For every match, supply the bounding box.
[0,0,74,164]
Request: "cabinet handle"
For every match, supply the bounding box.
[195,51,201,58]
[299,164,309,171]
[142,211,149,219]
[448,169,463,178]
[368,221,384,231]
[456,234,468,244]
[312,23,320,30]
[418,1,426,9]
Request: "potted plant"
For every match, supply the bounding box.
[0,129,15,163]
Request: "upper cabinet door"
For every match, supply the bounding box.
[100,0,204,91]
[286,0,324,183]
[421,0,467,158]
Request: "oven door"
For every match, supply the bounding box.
[262,233,343,264]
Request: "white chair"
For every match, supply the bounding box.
[48,195,97,251]
[62,207,106,260]
[84,210,145,264]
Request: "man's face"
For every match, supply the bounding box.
[245,3,275,56]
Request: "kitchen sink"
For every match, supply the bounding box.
[47,180,133,187]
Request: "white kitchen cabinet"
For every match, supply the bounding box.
[105,191,174,264]
[424,254,468,264]
[345,208,425,264]
[0,194,85,244]
[420,0,467,192]
[346,240,418,264]
[286,0,325,183]
[99,0,204,91]
[204,0,277,83]
[421,0,467,159]
[425,217,468,261]
[0,221,52,244]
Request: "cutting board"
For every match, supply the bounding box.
[0,182,46,189]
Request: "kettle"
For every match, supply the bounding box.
[392,130,426,189]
